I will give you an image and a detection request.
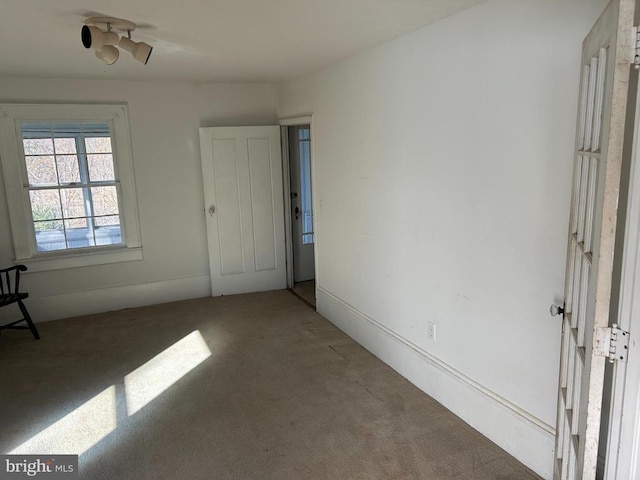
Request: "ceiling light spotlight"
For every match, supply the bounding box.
[119,36,153,65]
[82,17,153,66]
[81,25,119,50]
[95,45,120,65]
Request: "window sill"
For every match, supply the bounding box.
[17,247,143,272]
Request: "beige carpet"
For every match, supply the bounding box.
[0,290,541,479]
[291,280,316,307]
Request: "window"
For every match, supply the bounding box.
[0,104,142,271]
[298,127,314,245]
[23,123,122,251]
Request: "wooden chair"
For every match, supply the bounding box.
[0,265,40,340]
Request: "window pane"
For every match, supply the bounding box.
[29,190,62,220]
[25,156,57,185]
[29,186,66,252]
[61,188,88,219]
[95,216,121,246]
[34,220,66,252]
[34,219,63,232]
[65,217,88,229]
[85,137,112,154]
[91,186,119,216]
[64,219,95,248]
[56,155,81,184]
[88,154,116,182]
[54,138,77,155]
[23,138,54,155]
[298,128,310,140]
[95,215,120,226]
[95,228,122,246]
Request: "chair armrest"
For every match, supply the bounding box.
[0,264,28,294]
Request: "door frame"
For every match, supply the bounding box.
[279,115,318,291]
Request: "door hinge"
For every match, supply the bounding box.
[594,324,630,363]
[633,26,640,69]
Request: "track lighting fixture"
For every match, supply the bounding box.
[95,46,119,65]
[82,17,153,66]
[119,36,153,65]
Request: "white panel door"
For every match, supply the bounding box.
[199,126,286,296]
[604,73,640,479]
[553,1,634,479]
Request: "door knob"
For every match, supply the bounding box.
[550,304,565,317]
[208,205,216,215]
[295,206,300,219]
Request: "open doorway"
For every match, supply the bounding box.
[283,123,315,307]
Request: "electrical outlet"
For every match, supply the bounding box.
[427,321,437,342]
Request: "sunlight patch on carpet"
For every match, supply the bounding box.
[10,386,117,455]
[124,330,211,415]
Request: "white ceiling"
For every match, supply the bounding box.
[0,0,485,83]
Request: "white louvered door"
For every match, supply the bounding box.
[553,1,634,479]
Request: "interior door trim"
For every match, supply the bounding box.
[279,115,317,292]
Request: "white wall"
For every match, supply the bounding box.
[278,0,607,477]
[0,77,278,320]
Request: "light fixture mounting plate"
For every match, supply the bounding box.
[84,16,136,33]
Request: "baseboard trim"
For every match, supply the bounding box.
[317,286,555,479]
[2,274,212,323]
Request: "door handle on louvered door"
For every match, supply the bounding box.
[549,304,564,317]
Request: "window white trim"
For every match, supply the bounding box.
[21,247,143,272]
[0,103,142,271]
